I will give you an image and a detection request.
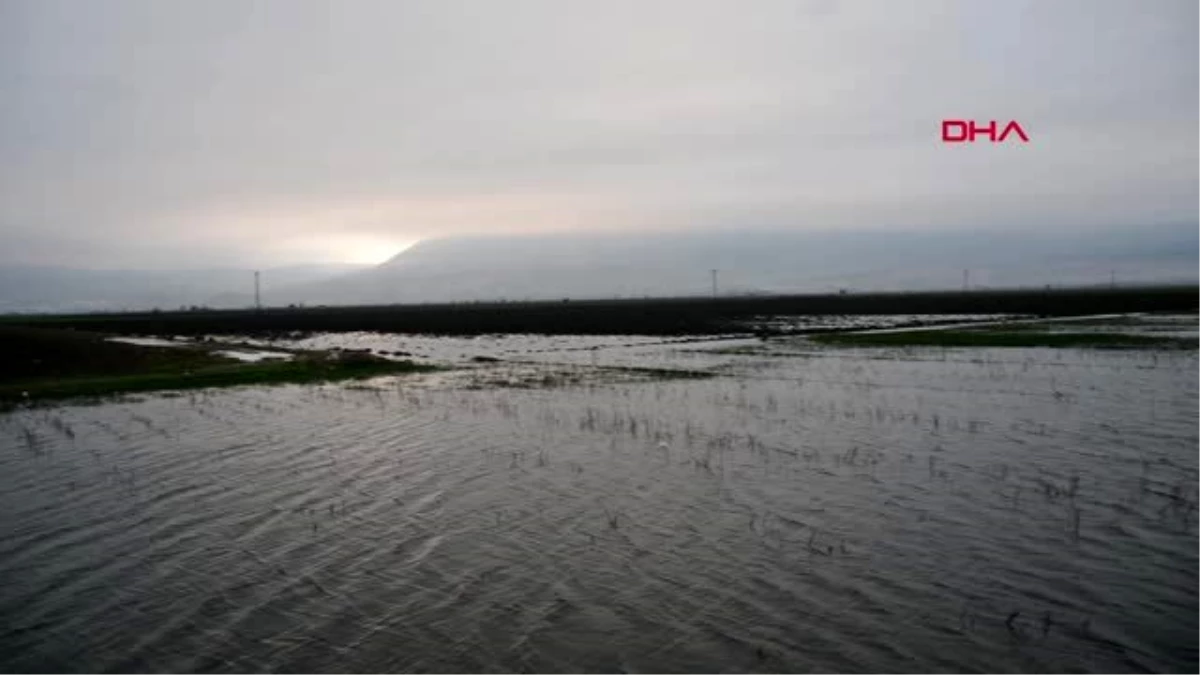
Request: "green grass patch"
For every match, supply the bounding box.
[0,325,234,381]
[0,325,439,408]
[1,356,438,409]
[809,329,1197,349]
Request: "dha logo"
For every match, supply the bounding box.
[941,120,1029,143]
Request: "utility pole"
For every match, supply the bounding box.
[711,269,719,297]
[254,271,261,310]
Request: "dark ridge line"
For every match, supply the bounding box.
[3,285,1195,337]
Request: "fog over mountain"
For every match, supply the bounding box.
[4,223,1194,313]
[263,224,1197,307]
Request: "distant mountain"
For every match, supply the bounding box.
[4,224,1194,313]
[0,263,370,314]
[267,224,1199,306]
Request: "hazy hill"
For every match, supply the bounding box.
[3,224,1194,313]
[269,224,1199,306]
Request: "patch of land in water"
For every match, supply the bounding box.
[809,328,1197,349]
[0,326,436,408]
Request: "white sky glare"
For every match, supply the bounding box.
[1,0,1196,268]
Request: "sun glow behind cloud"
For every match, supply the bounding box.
[176,193,620,267]
[334,235,417,265]
[278,233,417,266]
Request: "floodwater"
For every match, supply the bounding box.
[1,325,1197,672]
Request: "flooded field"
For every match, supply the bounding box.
[1,320,1197,672]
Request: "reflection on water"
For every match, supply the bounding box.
[0,340,1196,672]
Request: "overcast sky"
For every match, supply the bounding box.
[2,0,1196,269]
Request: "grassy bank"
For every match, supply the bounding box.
[0,326,436,408]
[809,329,1197,349]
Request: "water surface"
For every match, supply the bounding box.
[1,335,1195,672]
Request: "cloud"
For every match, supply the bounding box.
[1,0,1195,267]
